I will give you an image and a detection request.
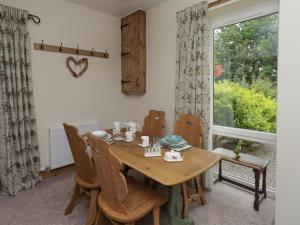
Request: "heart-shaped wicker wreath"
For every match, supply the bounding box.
[66,56,88,78]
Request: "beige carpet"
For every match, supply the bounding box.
[0,171,275,225]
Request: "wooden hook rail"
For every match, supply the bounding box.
[33,41,109,59]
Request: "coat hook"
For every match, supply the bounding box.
[59,42,63,52]
[104,49,108,58]
[76,45,79,54]
[91,47,94,56]
[40,39,44,50]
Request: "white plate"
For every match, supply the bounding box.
[144,152,161,157]
[113,136,124,141]
[91,130,107,138]
[103,133,112,140]
[171,145,192,152]
[138,143,151,147]
[123,139,134,142]
[163,156,183,162]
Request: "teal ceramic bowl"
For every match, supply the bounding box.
[164,134,183,144]
[159,138,187,148]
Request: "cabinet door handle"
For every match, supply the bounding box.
[121,23,130,29]
[121,80,131,85]
[121,52,131,57]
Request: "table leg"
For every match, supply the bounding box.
[262,168,267,199]
[254,169,260,211]
[167,185,195,225]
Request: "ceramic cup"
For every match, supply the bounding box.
[125,131,135,141]
[141,136,150,147]
[113,121,121,135]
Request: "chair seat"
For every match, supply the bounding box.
[98,177,167,223]
[75,174,100,190]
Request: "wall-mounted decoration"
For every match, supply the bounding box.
[66,56,88,78]
[33,40,109,59]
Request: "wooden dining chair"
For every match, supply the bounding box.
[173,114,206,218]
[87,134,167,225]
[142,110,166,140]
[123,110,166,177]
[63,123,100,225]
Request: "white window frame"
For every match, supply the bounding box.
[209,0,279,146]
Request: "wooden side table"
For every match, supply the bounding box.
[213,148,270,211]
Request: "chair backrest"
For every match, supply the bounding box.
[88,134,128,213]
[173,114,204,148]
[63,123,96,184]
[142,110,166,138]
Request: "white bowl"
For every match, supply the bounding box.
[91,130,107,138]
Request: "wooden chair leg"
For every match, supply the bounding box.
[86,189,100,225]
[153,206,160,225]
[123,165,131,176]
[95,209,112,225]
[65,182,82,215]
[94,210,102,225]
[194,176,206,205]
[181,182,189,219]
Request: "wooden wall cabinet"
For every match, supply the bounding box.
[121,10,146,94]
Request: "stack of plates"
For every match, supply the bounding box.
[91,131,113,142]
[159,134,187,148]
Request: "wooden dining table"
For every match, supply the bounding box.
[108,134,221,225]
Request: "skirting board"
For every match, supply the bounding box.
[40,164,75,180]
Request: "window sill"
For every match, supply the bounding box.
[212,125,276,144]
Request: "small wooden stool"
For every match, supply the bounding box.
[213,148,270,211]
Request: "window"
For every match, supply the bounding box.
[213,13,279,143]
[211,12,279,190]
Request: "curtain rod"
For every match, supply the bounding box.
[26,1,230,24]
[208,0,232,8]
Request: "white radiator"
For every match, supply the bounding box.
[49,122,101,169]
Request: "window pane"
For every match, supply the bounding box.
[213,13,279,133]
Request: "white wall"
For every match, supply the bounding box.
[0,0,129,169]
[125,0,277,134]
[276,0,300,224]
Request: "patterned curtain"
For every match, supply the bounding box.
[0,4,40,196]
[175,1,210,149]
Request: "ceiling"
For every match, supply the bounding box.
[65,0,169,17]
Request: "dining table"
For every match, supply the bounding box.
[105,131,221,225]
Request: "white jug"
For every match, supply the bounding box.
[113,121,122,135]
[126,121,140,133]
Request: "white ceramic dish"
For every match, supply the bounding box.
[163,156,183,162]
[113,136,124,141]
[171,145,192,152]
[144,152,161,157]
[104,133,112,141]
[138,143,151,148]
[123,139,134,143]
[91,130,107,138]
